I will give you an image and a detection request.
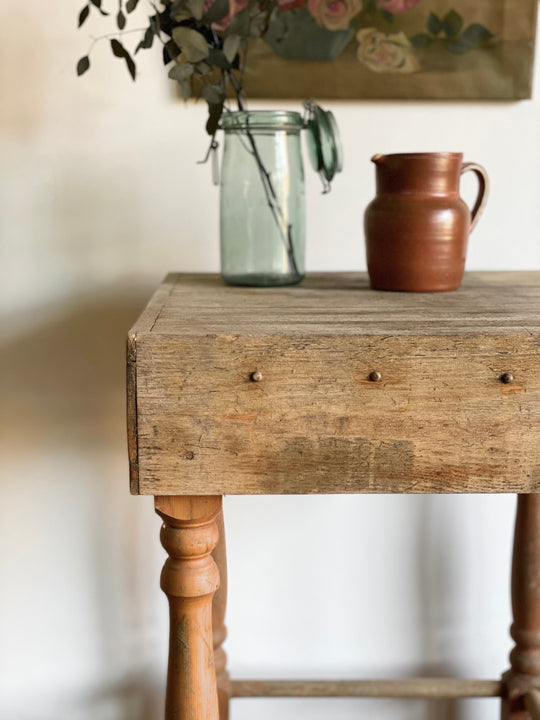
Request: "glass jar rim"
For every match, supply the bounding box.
[221,110,304,132]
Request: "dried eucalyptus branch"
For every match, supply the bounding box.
[76,0,303,276]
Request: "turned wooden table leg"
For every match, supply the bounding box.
[502,494,540,720]
[213,507,230,720]
[155,496,222,720]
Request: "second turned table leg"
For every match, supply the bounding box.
[503,494,540,720]
[213,507,231,719]
[155,496,222,720]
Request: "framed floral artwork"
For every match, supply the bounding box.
[242,0,538,99]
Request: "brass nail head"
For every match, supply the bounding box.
[250,370,263,383]
[369,371,382,383]
[500,372,514,384]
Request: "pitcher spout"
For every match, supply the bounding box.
[371,153,385,164]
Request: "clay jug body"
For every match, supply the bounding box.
[364,152,489,292]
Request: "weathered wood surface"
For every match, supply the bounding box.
[128,272,540,495]
[502,495,540,720]
[231,678,504,698]
[155,496,222,720]
[212,508,230,720]
[131,272,540,337]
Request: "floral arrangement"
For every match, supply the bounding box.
[77,0,493,136]
[78,0,286,138]
[76,0,338,282]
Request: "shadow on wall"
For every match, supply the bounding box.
[16,674,164,720]
[1,283,154,453]
[0,283,166,720]
[416,493,508,720]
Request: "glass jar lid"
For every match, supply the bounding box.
[305,102,343,185]
[222,110,304,132]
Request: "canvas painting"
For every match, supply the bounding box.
[243,0,538,99]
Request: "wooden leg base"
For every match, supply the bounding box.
[156,496,222,720]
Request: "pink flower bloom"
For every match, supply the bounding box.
[377,0,420,13]
[308,0,362,30]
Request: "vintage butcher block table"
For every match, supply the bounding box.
[127,271,540,720]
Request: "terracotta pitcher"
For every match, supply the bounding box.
[364,152,489,292]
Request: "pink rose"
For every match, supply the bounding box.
[377,0,420,13]
[308,0,362,30]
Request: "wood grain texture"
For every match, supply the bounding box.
[127,277,177,492]
[128,273,540,495]
[126,339,139,494]
[230,678,504,698]
[212,509,230,720]
[156,496,221,720]
[131,272,540,337]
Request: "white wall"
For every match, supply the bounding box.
[1,0,539,718]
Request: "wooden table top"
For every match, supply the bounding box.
[133,271,540,338]
[128,272,540,496]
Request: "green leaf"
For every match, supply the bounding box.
[90,0,109,15]
[135,26,154,53]
[223,34,240,63]
[187,0,204,20]
[168,62,194,81]
[126,53,136,80]
[195,61,211,75]
[247,10,269,38]
[172,27,210,62]
[203,0,229,23]
[202,83,224,105]
[179,80,192,99]
[226,9,250,37]
[78,5,90,27]
[207,48,230,68]
[76,55,90,75]
[206,101,224,135]
[461,23,493,47]
[117,10,126,28]
[204,0,229,22]
[163,39,181,64]
[441,9,462,38]
[111,38,125,57]
[126,0,139,11]
[110,39,136,79]
[380,9,394,23]
[409,33,432,49]
[427,12,442,35]
[169,0,185,18]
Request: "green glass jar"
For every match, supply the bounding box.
[220,110,306,287]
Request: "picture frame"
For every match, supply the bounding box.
[243,0,538,100]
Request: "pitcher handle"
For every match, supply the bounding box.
[461,162,489,234]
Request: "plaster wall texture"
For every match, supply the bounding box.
[1,1,539,718]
